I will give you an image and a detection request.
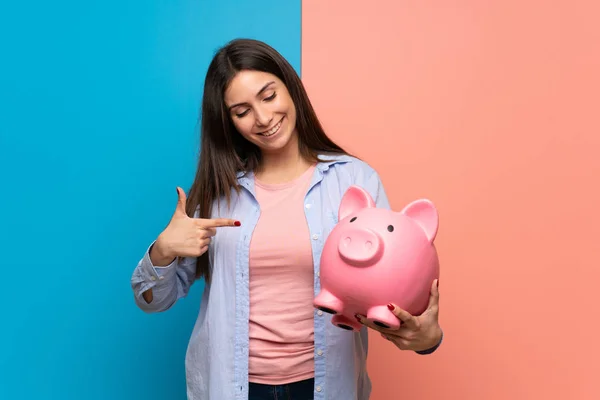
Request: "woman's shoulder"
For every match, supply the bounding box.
[317,153,380,181]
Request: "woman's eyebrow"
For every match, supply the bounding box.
[227,81,276,110]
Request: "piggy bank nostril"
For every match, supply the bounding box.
[365,241,372,250]
[344,237,351,246]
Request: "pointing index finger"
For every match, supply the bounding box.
[197,218,241,228]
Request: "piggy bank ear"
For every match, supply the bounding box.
[339,185,376,221]
[400,199,439,242]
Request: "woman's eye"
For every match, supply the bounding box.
[264,92,277,101]
[235,110,250,118]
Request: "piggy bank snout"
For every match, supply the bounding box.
[337,228,383,266]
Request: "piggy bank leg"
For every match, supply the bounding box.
[331,314,363,332]
[366,305,400,330]
[313,289,344,315]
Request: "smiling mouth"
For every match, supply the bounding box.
[259,118,284,137]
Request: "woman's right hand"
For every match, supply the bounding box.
[150,187,241,266]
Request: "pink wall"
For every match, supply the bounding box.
[302,1,600,398]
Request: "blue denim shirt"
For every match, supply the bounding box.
[131,154,439,400]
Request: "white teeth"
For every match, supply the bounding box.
[261,119,282,137]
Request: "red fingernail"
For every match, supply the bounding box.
[387,304,394,311]
[234,221,241,226]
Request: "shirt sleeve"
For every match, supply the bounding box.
[360,166,391,211]
[130,241,199,313]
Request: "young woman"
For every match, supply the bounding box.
[130,38,443,400]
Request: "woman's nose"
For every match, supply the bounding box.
[254,106,273,127]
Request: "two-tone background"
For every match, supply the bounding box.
[1,1,599,399]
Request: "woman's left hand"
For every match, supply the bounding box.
[356,279,442,352]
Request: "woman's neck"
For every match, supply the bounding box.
[255,143,313,185]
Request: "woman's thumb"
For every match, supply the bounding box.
[174,187,187,215]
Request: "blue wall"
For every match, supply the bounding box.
[0,1,300,398]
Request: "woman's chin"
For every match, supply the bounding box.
[257,129,297,152]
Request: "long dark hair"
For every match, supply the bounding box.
[187,38,349,282]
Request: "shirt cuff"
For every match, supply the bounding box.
[139,242,178,283]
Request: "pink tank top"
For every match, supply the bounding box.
[248,165,316,384]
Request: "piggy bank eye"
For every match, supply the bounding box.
[350,217,357,222]
[387,225,394,232]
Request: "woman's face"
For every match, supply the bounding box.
[224,70,298,154]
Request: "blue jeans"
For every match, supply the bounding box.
[248,378,314,400]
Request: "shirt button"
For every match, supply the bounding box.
[317,310,323,316]
[316,386,322,392]
[312,234,319,240]
[317,349,323,356]
[150,276,157,281]
[158,276,164,280]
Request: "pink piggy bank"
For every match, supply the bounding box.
[313,185,440,331]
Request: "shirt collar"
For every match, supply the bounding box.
[236,153,352,183]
